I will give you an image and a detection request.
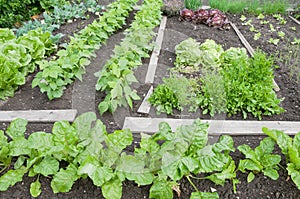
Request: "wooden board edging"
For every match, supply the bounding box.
[123,117,300,135]
[0,109,78,122]
[145,16,167,84]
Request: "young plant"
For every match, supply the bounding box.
[273,14,287,25]
[254,32,261,40]
[257,13,265,19]
[238,137,281,182]
[269,24,276,32]
[268,38,280,45]
[263,128,300,189]
[260,20,269,25]
[148,83,182,115]
[277,31,285,39]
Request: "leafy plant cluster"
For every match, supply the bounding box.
[0,28,57,100]
[148,76,199,114]
[95,0,163,114]
[32,0,138,100]
[151,38,284,119]
[0,0,66,28]
[14,0,105,39]
[0,112,299,198]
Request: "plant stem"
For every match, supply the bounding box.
[186,175,199,192]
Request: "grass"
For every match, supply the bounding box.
[184,0,201,10]
[208,0,290,14]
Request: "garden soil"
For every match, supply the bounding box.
[1,4,300,199]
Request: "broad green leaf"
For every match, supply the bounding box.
[6,118,27,139]
[102,177,122,199]
[126,169,154,186]
[287,163,300,189]
[52,121,79,159]
[262,127,292,155]
[254,137,275,157]
[78,156,114,187]
[261,154,281,168]
[238,159,262,173]
[72,112,97,141]
[33,156,59,176]
[206,160,236,185]
[28,132,54,153]
[197,145,229,173]
[247,172,255,182]
[30,179,42,197]
[213,135,235,153]
[263,168,279,180]
[51,164,79,193]
[190,191,219,199]
[105,129,133,153]
[116,153,144,174]
[149,178,177,199]
[0,168,26,191]
[98,101,109,115]
[111,82,122,99]
[14,156,26,169]
[9,137,31,156]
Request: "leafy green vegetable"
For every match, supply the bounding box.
[95,0,163,114]
[238,137,281,182]
[149,84,182,115]
[263,128,300,189]
[34,0,138,100]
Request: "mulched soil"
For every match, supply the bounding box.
[1,2,300,199]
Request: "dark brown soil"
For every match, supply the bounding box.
[1,3,300,199]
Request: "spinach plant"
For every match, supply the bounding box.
[263,128,300,189]
[238,137,281,182]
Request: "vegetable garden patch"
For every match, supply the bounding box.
[0,0,300,198]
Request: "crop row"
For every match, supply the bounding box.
[95,0,163,114]
[0,112,299,198]
[32,0,138,100]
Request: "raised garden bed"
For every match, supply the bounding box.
[1,0,300,198]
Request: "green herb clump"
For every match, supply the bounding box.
[171,38,284,119]
[148,83,182,114]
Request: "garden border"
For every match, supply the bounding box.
[123,117,300,135]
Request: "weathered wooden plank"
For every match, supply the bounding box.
[145,16,167,83]
[0,109,78,122]
[137,86,153,114]
[230,22,280,91]
[123,117,300,135]
[289,15,300,25]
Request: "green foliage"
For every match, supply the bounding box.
[238,137,281,182]
[33,0,137,100]
[208,0,288,14]
[15,0,104,39]
[149,84,181,115]
[95,0,163,114]
[1,113,300,197]
[263,128,300,189]
[171,38,284,119]
[149,76,199,114]
[0,28,56,100]
[184,0,201,10]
